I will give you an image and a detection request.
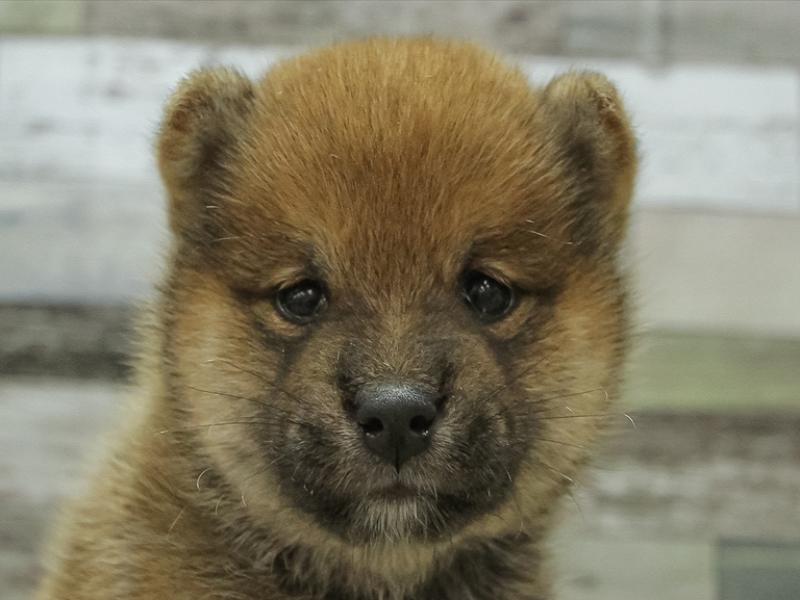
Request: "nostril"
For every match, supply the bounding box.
[409,414,433,436]
[360,417,384,436]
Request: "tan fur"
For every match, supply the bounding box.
[38,38,637,600]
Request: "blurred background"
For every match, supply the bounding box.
[0,1,798,599]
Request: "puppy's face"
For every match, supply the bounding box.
[158,41,636,544]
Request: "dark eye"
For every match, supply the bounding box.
[462,271,514,321]
[276,279,327,323]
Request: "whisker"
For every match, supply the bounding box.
[196,467,212,491]
[503,465,528,538]
[535,387,609,405]
[476,354,551,405]
[523,219,575,246]
[566,488,585,521]
[536,459,574,484]
[167,507,186,534]
[202,359,311,407]
[186,385,264,405]
[182,386,316,428]
[536,412,637,428]
[158,418,273,435]
[536,437,589,450]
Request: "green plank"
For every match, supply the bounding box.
[718,539,800,600]
[0,0,84,34]
[624,332,800,413]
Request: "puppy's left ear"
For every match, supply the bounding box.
[541,72,637,253]
[157,68,256,242]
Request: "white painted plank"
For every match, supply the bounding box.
[0,180,165,301]
[0,38,290,184]
[0,378,128,503]
[554,535,715,600]
[1,37,798,212]
[523,58,800,212]
[629,209,800,338]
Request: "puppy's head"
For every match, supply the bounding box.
[158,40,636,545]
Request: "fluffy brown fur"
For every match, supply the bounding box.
[37,38,637,600]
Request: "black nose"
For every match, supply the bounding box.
[354,382,440,470]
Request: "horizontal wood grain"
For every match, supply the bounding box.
[1,38,799,335]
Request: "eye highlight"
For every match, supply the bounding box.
[276,279,328,324]
[462,270,515,322]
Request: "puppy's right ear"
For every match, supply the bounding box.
[157,68,256,239]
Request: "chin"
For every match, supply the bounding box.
[285,470,508,545]
[352,493,441,542]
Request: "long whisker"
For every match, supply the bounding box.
[157,406,314,434]
[158,419,273,435]
[202,358,311,408]
[566,488,585,520]
[476,353,551,405]
[184,385,314,426]
[536,437,589,450]
[535,459,574,484]
[480,386,612,426]
[536,412,637,428]
[535,387,610,405]
[186,385,264,405]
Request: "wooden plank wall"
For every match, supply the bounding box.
[1,38,799,335]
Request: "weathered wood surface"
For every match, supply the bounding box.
[2,38,800,336]
[1,38,797,210]
[3,1,800,65]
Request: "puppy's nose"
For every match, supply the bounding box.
[354,382,440,470]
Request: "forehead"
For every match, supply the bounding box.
[222,42,573,286]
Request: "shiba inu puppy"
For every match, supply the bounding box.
[38,38,636,600]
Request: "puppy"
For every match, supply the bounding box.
[37,38,636,600]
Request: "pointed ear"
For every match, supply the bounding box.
[541,71,638,253]
[157,68,256,240]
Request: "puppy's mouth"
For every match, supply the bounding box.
[266,410,524,542]
[281,470,510,544]
[367,481,426,502]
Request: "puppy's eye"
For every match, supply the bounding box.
[276,279,327,324]
[462,271,514,321]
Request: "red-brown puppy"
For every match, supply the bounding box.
[38,38,637,600]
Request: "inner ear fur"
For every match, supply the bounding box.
[157,67,256,240]
[541,71,638,252]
